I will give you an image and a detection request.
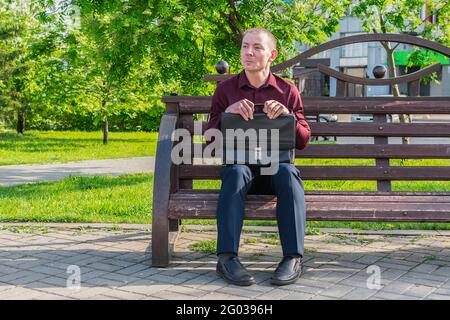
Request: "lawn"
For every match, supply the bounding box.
[1,172,449,230]
[0,174,153,223]
[0,130,159,166]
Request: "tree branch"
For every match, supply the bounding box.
[226,0,243,45]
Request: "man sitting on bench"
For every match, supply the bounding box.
[206,27,311,286]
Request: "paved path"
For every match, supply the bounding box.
[0,157,155,186]
[0,224,449,300]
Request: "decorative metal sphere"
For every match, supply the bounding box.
[215,60,230,74]
[373,65,387,79]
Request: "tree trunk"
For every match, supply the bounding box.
[102,119,108,145]
[386,47,410,144]
[101,96,108,145]
[17,110,25,134]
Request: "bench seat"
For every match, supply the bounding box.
[169,190,450,222]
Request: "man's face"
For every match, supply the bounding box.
[240,32,277,73]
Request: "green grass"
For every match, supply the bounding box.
[0,173,153,223]
[0,130,158,166]
[189,240,217,254]
[0,225,49,234]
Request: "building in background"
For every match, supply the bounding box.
[294,13,450,98]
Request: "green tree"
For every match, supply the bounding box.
[18,0,351,142]
[0,1,42,133]
[352,0,450,144]
[59,0,351,95]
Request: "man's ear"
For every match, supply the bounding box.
[268,48,278,63]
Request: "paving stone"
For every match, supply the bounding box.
[27,265,67,277]
[316,270,357,283]
[0,265,21,274]
[432,266,450,277]
[45,272,86,288]
[426,293,450,300]
[308,294,335,300]
[342,287,379,300]
[411,263,440,274]
[278,291,315,300]
[320,284,355,298]
[372,291,418,300]
[198,292,246,300]
[11,273,51,285]
[285,283,325,295]
[34,293,74,300]
[381,280,414,294]
[86,294,119,300]
[398,271,448,285]
[102,289,147,300]
[402,284,437,298]
[84,262,124,273]
[254,288,291,300]
[294,277,335,289]
[0,270,35,283]
[64,287,113,299]
[0,283,16,292]
[165,285,210,298]
[216,286,262,299]
[99,272,141,285]
[354,254,385,265]
[434,288,450,296]
[115,263,150,276]
[78,269,109,282]
[376,260,418,271]
[1,227,449,300]
[147,273,188,285]
[0,287,47,300]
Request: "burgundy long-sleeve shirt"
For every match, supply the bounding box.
[206,71,310,150]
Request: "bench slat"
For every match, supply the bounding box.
[162,96,450,115]
[310,123,450,137]
[191,143,450,158]
[178,165,450,180]
[168,192,450,222]
[183,121,450,137]
[171,191,450,203]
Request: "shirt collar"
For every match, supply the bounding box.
[238,71,283,94]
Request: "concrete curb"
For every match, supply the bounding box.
[1,222,449,236]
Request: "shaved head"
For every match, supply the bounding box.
[242,28,277,50]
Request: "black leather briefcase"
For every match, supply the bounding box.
[221,112,296,165]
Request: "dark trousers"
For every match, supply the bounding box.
[216,163,306,257]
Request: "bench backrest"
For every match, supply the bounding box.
[162,95,450,194]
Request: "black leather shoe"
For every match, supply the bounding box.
[271,255,303,286]
[216,254,256,286]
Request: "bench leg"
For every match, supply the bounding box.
[151,219,181,267]
[152,216,170,267]
[169,219,180,232]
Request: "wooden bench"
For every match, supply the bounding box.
[151,95,450,267]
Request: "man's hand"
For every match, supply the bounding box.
[225,99,254,121]
[263,100,289,119]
